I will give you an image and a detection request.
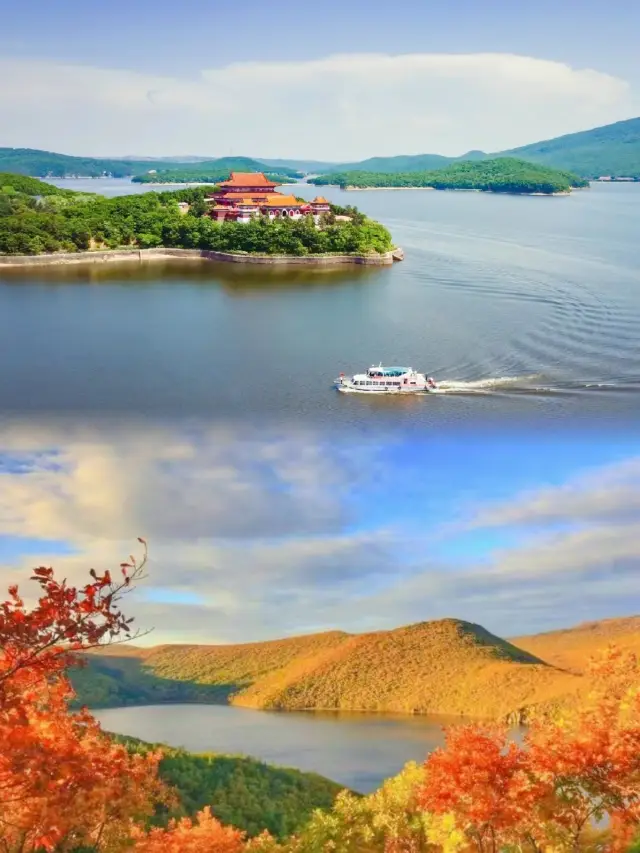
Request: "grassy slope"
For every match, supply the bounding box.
[513,615,640,674]
[76,619,583,721]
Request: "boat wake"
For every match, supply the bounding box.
[432,375,541,394]
[427,375,640,396]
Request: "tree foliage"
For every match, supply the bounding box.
[112,737,343,840]
[0,542,171,853]
[419,646,640,852]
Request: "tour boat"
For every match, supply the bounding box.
[334,364,438,394]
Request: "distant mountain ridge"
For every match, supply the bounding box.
[0,149,301,180]
[74,617,587,722]
[3,117,639,180]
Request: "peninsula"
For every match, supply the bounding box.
[309,157,589,194]
[0,172,397,265]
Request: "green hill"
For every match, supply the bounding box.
[331,152,455,174]
[309,157,587,194]
[112,734,345,839]
[0,172,72,196]
[498,116,640,178]
[317,117,640,179]
[71,618,582,722]
[0,148,159,178]
[131,157,301,184]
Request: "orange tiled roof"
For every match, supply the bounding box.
[219,172,277,187]
[218,191,274,199]
[312,196,329,204]
[260,194,304,207]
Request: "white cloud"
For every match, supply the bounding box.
[0,53,636,159]
[1,422,639,642]
[468,457,640,527]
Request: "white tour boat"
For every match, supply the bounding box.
[334,364,438,394]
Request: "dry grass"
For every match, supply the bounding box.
[88,616,640,721]
[513,615,640,674]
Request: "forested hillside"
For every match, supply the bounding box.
[500,116,640,178]
[113,735,345,839]
[317,117,640,178]
[73,618,583,722]
[0,149,301,180]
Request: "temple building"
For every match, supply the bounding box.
[206,172,331,224]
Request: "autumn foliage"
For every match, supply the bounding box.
[419,646,640,852]
[1,550,639,853]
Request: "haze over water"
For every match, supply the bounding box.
[1,180,638,429]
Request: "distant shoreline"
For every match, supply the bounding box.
[309,184,573,196]
[0,246,404,268]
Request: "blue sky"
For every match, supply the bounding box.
[0,421,638,644]
[1,0,639,158]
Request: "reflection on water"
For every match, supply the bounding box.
[0,259,385,294]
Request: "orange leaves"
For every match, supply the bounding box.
[418,647,640,853]
[131,807,246,853]
[0,543,168,853]
[418,724,540,851]
[0,541,148,695]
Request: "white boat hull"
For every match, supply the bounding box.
[334,379,437,394]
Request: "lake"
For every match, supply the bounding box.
[95,703,471,793]
[0,180,638,429]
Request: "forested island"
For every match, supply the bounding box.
[131,163,304,184]
[0,173,393,258]
[309,157,589,194]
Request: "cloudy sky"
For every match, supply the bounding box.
[1,420,638,644]
[1,0,639,159]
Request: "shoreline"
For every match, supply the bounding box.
[0,246,404,269]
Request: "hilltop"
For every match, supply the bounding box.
[317,117,640,179]
[309,158,588,194]
[72,618,582,721]
[513,615,640,674]
[499,117,640,178]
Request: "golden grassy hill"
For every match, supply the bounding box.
[83,619,586,722]
[512,615,640,674]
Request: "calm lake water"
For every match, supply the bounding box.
[1,180,638,429]
[95,703,467,793]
